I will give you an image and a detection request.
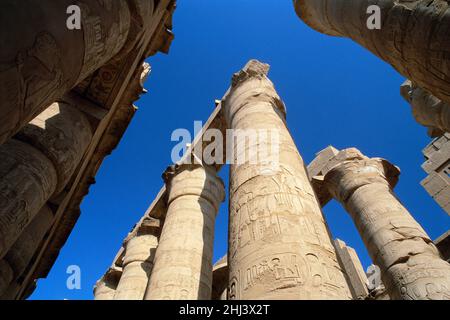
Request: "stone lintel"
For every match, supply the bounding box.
[309,147,400,206]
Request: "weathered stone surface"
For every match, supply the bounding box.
[94,267,122,300]
[293,0,450,106]
[114,218,160,300]
[401,80,450,136]
[0,205,54,295]
[435,231,450,262]
[0,0,136,144]
[16,101,93,194]
[334,239,369,300]
[0,96,95,262]
[323,148,450,300]
[211,255,228,300]
[0,261,13,296]
[223,60,351,300]
[7,0,177,299]
[145,164,225,300]
[421,134,450,216]
[0,140,57,259]
[308,146,339,179]
[307,146,339,206]
[367,282,391,301]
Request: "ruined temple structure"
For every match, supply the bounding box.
[1,1,450,301]
[96,60,450,300]
[0,0,176,299]
[293,0,450,217]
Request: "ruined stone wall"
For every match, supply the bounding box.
[422,134,450,216]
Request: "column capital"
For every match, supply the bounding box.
[322,148,400,203]
[136,217,160,237]
[401,79,450,137]
[223,60,286,125]
[123,217,160,246]
[162,162,203,184]
[96,266,122,288]
[231,60,270,88]
[162,163,225,212]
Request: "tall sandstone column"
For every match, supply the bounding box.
[0,205,54,296]
[223,60,351,300]
[145,164,225,300]
[293,0,450,106]
[114,218,160,300]
[0,0,155,144]
[0,100,92,259]
[322,148,450,300]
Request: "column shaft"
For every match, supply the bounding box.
[0,0,138,144]
[0,205,54,295]
[16,100,93,193]
[145,165,224,300]
[224,60,351,300]
[293,0,450,106]
[0,140,57,259]
[324,151,450,300]
[0,100,92,258]
[114,233,158,300]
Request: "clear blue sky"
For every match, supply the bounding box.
[31,0,449,299]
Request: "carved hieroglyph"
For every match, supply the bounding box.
[0,205,54,295]
[0,101,92,259]
[0,139,57,259]
[16,100,93,194]
[0,0,156,144]
[114,218,160,300]
[401,80,450,136]
[145,164,225,300]
[323,148,450,300]
[293,0,450,106]
[223,60,351,300]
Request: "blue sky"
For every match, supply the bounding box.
[31,0,449,299]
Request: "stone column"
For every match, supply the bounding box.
[0,1,133,143]
[94,267,122,300]
[145,164,225,300]
[334,239,369,300]
[322,148,450,300]
[401,80,450,136]
[114,218,160,300]
[223,60,351,300]
[0,205,54,296]
[0,100,92,259]
[293,0,450,106]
